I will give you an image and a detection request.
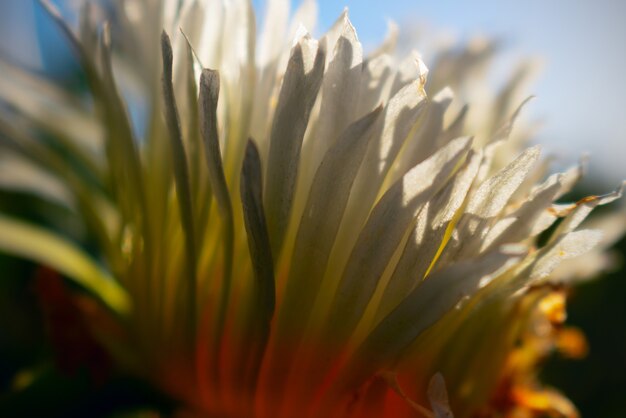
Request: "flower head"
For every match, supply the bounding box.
[0,1,623,417]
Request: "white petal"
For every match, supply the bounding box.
[388,88,454,187]
[332,247,524,394]
[437,146,540,265]
[0,154,74,209]
[350,77,428,224]
[257,0,290,66]
[376,150,482,319]
[356,54,395,117]
[481,172,563,251]
[549,183,624,241]
[288,0,318,44]
[467,146,541,218]
[327,137,472,337]
[303,16,363,184]
[264,35,326,256]
[279,107,383,331]
[531,229,604,283]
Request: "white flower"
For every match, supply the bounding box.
[0,1,622,417]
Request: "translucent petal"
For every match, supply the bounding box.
[327,137,472,338]
[0,215,129,315]
[264,34,326,256]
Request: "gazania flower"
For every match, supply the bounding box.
[0,1,623,417]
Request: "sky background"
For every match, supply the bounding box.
[1,0,625,187]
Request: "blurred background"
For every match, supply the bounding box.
[0,0,625,416]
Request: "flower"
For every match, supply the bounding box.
[0,0,623,417]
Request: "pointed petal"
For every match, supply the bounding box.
[327,137,472,337]
[549,183,623,241]
[356,54,395,116]
[531,229,604,283]
[264,34,326,256]
[554,157,586,199]
[161,30,197,326]
[320,8,349,62]
[488,96,534,145]
[481,172,563,251]
[199,68,236,346]
[468,146,541,218]
[333,247,525,394]
[377,150,482,319]
[239,139,276,387]
[437,146,540,266]
[199,69,234,231]
[367,20,399,60]
[289,0,318,42]
[279,106,383,331]
[241,140,275,314]
[258,0,290,66]
[306,16,363,178]
[346,77,428,243]
[388,88,453,187]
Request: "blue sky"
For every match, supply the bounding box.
[2,0,625,186]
